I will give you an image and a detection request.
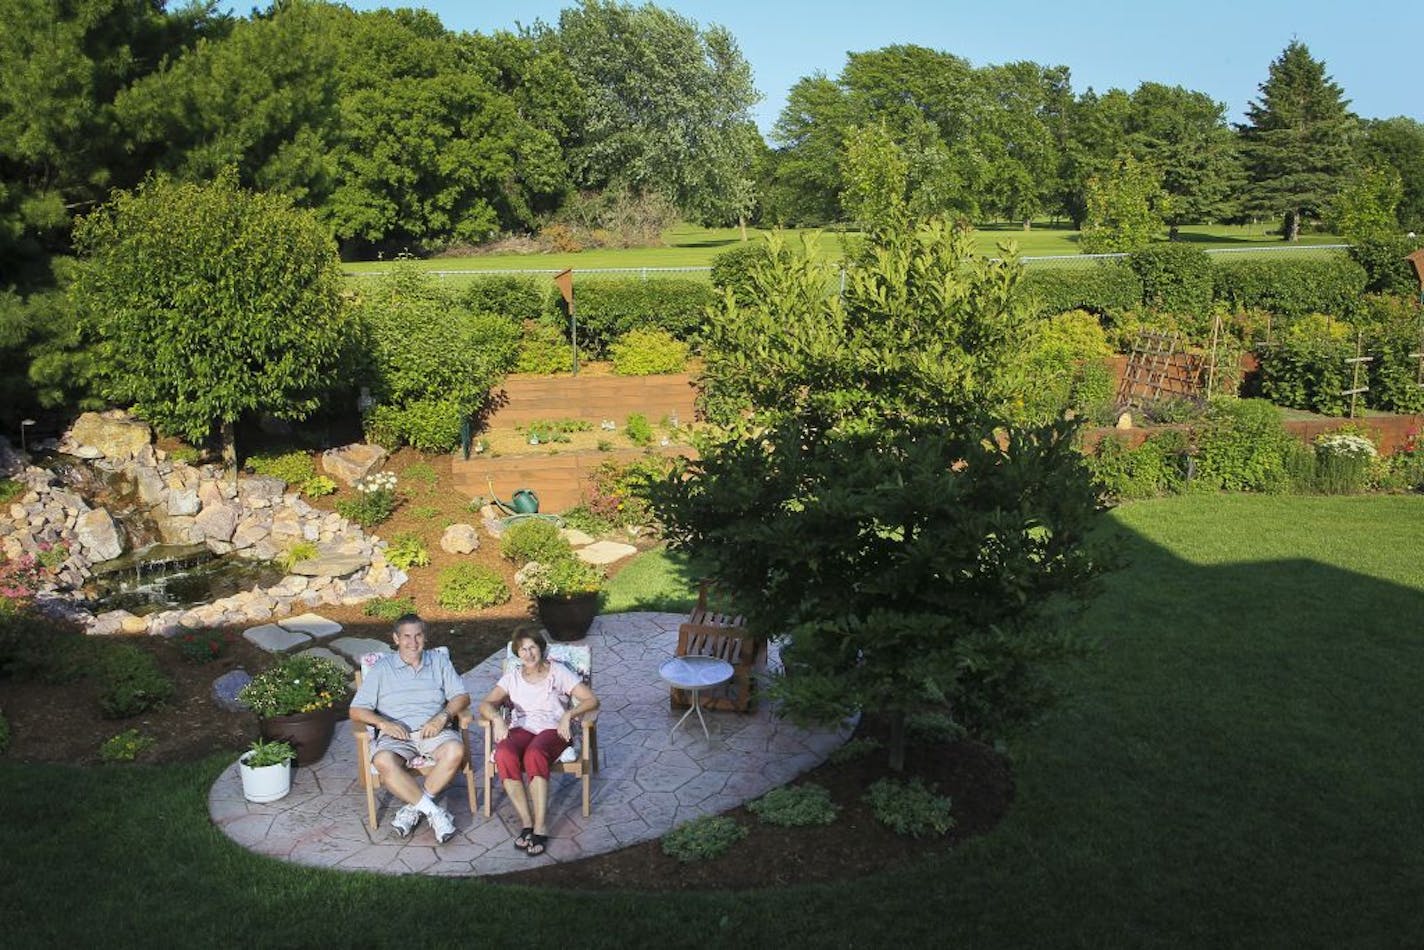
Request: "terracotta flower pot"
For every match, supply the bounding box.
[535,591,600,641]
[259,706,337,766]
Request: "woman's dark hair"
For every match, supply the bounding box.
[509,625,548,662]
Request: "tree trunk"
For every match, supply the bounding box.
[1022,218,1031,231]
[220,419,238,491]
[1287,209,1301,242]
[739,216,748,242]
[887,709,906,772]
[1169,223,1180,241]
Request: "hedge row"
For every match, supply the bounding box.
[543,278,718,357]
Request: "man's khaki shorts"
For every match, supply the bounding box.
[371,729,462,766]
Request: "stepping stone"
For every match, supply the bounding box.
[330,637,392,665]
[212,669,252,713]
[278,612,343,639]
[243,623,312,653]
[290,553,370,577]
[560,528,595,547]
[576,540,638,566]
[294,646,352,673]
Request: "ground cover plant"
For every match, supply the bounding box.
[1,495,1422,945]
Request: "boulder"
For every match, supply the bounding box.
[212,670,253,713]
[66,411,151,460]
[194,502,238,543]
[1115,412,1134,430]
[75,508,125,562]
[440,523,480,554]
[135,467,169,507]
[290,553,370,577]
[320,443,387,486]
[167,488,200,517]
[153,514,201,545]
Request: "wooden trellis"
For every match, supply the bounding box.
[1117,330,1207,409]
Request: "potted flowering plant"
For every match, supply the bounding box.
[516,554,605,641]
[238,738,296,803]
[238,654,352,765]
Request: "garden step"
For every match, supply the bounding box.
[244,623,312,653]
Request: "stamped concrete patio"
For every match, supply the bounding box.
[210,611,852,877]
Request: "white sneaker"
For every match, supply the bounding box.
[428,806,457,844]
[391,804,422,837]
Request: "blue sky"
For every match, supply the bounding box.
[239,1,1420,134]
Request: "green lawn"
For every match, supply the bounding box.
[2,494,1420,947]
[342,222,1347,287]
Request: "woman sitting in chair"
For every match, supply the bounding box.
[478,629,599,856]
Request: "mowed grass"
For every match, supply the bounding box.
[342,222,1347,288]
[1,494,1420,947]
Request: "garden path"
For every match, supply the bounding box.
[208,611,851,876]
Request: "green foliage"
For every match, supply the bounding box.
[747,783,841,827]
[1022,261,1142,318]
[1019,310,1114,424]
[243,738,296,768]
[460,276,547,321]
[1328,166,1404,242]
[1192,398,1295,492]
[300,475,337,497]
[517,554,604,597]
[588,457,672,527]
[94,645,175,720]
[863,777,956,837]
[385,533,431,570]
[1369,332,1424,415]
[334,475,398,528]
[523,418,591,443]
[168,445,203,465]
[72,173,348,452]
[710,241,774,300]
[99,729,155,763]
[0,708,7,754]
[624,413,654,446]
[409,505,439,520]
[238,654,350,718]
[1080,155,1170,253]
[1257,316,1355,416]
[435,564,510,611]
[826,736,882,764]
[557,505,613,536]
[1128,243,1214,313]
[0,480,22,505]
[173,629,233,664]
[362,596,417,621]
[546,278,717,357]
[1086,431,1191,500]
[1347,234,1422,296]
[402,461,438,489]
[276,541,320,573]
[609,327,689,376]
[514,320,574,375]
[658,220,1104,766]
[357,262,520,451]
[245,451,316,486]
[500,518,571,564]
[660,815,747,863]
[1212,254,1367,320]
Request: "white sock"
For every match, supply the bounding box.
[416,793,438,816]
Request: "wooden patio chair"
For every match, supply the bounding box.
[671,580,764,713]
[481,642,599,818]
[350,647,478,833]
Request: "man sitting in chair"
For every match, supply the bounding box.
[349,614,470,843]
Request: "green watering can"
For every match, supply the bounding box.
[488,482,540,516]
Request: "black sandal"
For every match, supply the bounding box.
[525,833,547,857]
[514,827,533,850]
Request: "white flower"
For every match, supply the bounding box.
[1316,433,1377,459]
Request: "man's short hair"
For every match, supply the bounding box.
[394,613,425,632]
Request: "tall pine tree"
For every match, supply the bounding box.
[1239,41,1356,241]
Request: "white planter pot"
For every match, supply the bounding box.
[238,753,292,804]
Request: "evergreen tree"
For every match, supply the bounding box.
[1238,41,1356,241]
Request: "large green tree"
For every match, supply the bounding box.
[71,173,349,461]
[554,0,759,226]
[657,222,1104,769]
[1080,154,1170,253]
[1239,41,1356,241]
[1359,117,1424,232]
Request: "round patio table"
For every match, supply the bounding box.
[659,655,734,741]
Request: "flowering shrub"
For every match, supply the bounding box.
[1315,433,1378,459]
[1309,430,1378,494]
[35,541,69,572]
[0,554,44,612]
[335,471,399,527]
[174,629,235,663]
[587,456,672,527]
[238,654,350,718]
[514,556,603,598]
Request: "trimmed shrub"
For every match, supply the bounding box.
[500,518,571,564]
[1021,260,1141,318]
[1347,234,1422,295]
[610,327,689,376]
[660,815,747,863]
[1257,315,1355,416]
[545,278,717,357]
[1019,310,1115,424]
[514,320,573,375]
[1191,398,1295,492]
[1129,243,1214,313]
[863,777,955,837]
[710,242,773,299]
[460,276,547,321]
[748,783,840,827]
[436,564,510,610]
[1212,254,1367,320]
[1086,430,1190,500]
[95,644,175,719]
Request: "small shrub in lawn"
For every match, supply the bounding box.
[276,541,319,573]
[95,644,175,719]
[748,783,840,827]
[500,518,571,564]
[863,777,956,837]
[363,596,417,621]
[100,728,155,763]
[437,564,510,610]
[386,533,431,570]
[624,413,653,446]
[1087,431,1191,501]
[610,327,689,376]
[173,628,233,663]
[245,450,316,486]
[403,461,439,489]
[827,736,882,764]
[660,815,747,863]
[0,479,23,505]
[300,475,337,497]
